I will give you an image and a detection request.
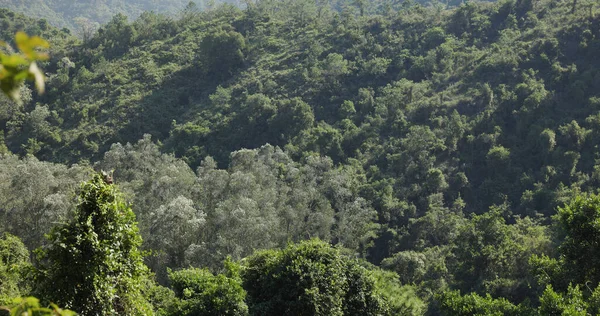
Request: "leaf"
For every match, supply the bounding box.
[0,54,28,68]
[15,32,49,61]
[0,32,49,102]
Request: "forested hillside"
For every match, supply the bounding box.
[0,0,457,34]
[2,0,600,314]
[0,0,232,32]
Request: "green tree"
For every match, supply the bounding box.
[241,239,420,316]
[538,285,587,316]
[0,154,90,249]
[0,233,31,305]
[370,269,425,315]
[450,208,550,300]
[168,262,248,316]
[92,14,137,58]
[35,173,153,315]
[437,290,535,316]
[198,27,245,81]
[270,98,315,143]
[147,196,206,276]
[556,193,600,287]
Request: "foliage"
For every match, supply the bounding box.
[0,0,235,32]
[168,264,248,316]
[370,268,425,315]
[34,173,153,315]
[3,0,600,313]
[0,32,48,103]
[100,140,377,278]
[141,281,178,316]
[241,239,419,316]
[556,193,600,287]
[1,296,75,316]
[449,207,551,300]
[0,154,90,249]
[538,285,588,316]
[0,234,31,306]
[437,290,535,316]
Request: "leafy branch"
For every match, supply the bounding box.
[0,32,49,103]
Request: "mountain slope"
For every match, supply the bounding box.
[2,0,600,307]
[0,0,231,31]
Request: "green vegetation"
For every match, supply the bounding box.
[3,0,600,314]
[34,173,153,315]
[0,0,226,32]
[0,234,30,305]
[169,265,248,316]
[2,297,75,316]
[0,32,48,103]
[243,239,389,315]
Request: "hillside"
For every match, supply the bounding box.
[6,0,599,228]
[0,0,485,33]
[2,0,600,314]
[0,0,235,32]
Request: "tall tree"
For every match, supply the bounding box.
[35,173,153,315]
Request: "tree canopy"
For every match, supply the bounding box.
[2,0,600,314]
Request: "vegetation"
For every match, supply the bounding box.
[2,0,600,314]
[1,297,75,316]
[241,239,417,316]
[0,234,30,305]
[168,265,248,316]
[0,32,48,103]
[0,0,226,33]
[34,173,154,315]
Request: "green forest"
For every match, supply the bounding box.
[0,0,236,34]
[2,0,600,314]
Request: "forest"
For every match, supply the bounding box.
[2,0,600,314]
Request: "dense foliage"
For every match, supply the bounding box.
[0,32,48,102]
[169,264,248,316]
[241,239,423,316]
[0,0,226,32]
[0,234,30,306]
[0,0,480,33]
[3,0,600,314]
[34,173,153,315]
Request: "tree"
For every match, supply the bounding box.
[450,208,551,300]
[0,154,90,249]
[241,239,420,316]
[370,269,426,315]
[556,193,600,287]
[538,285,587,316]
[93,14,137,58]
[198,28,246,81]
[270,98,315,142]
[35,173,153,315]
[168,262,248,316]
[147,196,206,278]
[0,233,31,305]
[437,290,535,316]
